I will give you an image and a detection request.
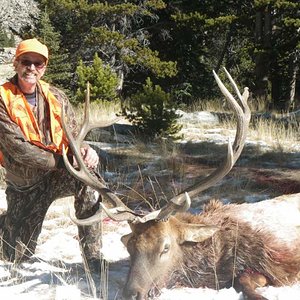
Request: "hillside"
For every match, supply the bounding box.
[0,0,37,84]
[0,0,38,40]
[0,49,14,85]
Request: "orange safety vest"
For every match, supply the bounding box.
[0,80,69,166]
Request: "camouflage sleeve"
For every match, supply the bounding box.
[0,90,74,170]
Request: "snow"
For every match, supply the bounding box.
[0,107,299,299]
[0,191,299,300]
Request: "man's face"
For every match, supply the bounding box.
[14,52,47,87]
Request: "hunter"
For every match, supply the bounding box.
[0,38,101,270]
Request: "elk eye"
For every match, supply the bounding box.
[161,243,170,255]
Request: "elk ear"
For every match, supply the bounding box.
[121,233,133,247]
[179,224,219,244]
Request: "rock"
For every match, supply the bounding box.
[0,63,14,85]
[87,123,137,144]
[177,109,220,126]
[0,48,15,64]
[0,0,39,41]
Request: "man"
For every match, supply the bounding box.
[0,38,101,267]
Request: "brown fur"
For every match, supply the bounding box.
[121,197,300,300]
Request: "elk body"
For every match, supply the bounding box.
[61,69,300,300]
[121,195,300,300]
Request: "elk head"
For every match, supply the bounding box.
[120,216,219,299]
[62,68,251,300]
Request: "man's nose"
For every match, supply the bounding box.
[27,63,36,70]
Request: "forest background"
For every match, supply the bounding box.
[0,0,300,131]
[0,2,300,299]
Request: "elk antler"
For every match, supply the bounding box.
[66,69,250,225]
[61,82,144,225]
[97,67,251,223]
[152,68,251,220]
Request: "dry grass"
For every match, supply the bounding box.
[75,100,122,124]
[190,98,299,153]
[188,98,226,112]
[219,115,299,153]
[250,118,299,151]
[189,96,269,114]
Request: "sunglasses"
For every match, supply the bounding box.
[19,59,46,69]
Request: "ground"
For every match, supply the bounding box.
[0,190,300,300]
[0,63,299,298]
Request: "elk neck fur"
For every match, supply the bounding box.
[127,197,300,293]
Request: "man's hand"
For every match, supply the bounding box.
[73,145,99,169]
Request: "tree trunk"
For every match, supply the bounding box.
[254,6,272,106]
[215,24,234,73]
[287,58,299,111]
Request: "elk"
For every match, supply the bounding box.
[61,69,300,300]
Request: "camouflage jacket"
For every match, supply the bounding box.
[0,75,78,189]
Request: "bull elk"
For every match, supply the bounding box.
[61,69,300,300]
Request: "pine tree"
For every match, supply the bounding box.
[36,10,73,94]
[75,53,119,105]
[38,0,177,95]
[164,0,300,109]
[124,77,182,139]
[0,25,15,47]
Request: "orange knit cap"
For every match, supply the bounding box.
[15,38,49,62]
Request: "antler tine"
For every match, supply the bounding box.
[61,83,136,218]
[76,82,91,144]
[213,68,251,162]
[222,68,243,103]
[75,82,122,145]
[69,202,141,226]
[222,67,250,112]
[138,68,251,222]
